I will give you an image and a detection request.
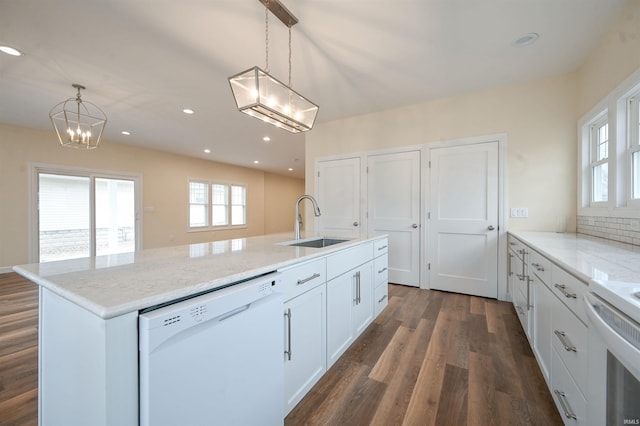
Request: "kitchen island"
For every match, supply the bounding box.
[14,233,388,426]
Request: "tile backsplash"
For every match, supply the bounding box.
[577,215,640,246]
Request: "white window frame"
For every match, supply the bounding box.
[188,180,210,228]
[589,113,610,205]
[628,90,640,205]
[578,67,640,217]
[187,179,247,231]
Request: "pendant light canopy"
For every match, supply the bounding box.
[228,0,318,133]
[49,84,107,149]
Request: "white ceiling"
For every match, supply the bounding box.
[0,0,629,178]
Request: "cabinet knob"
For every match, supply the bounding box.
[488,225,495,231]
[412,223,418,229]
[353,221,359,227]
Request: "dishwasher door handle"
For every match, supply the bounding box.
[218,304,251,322]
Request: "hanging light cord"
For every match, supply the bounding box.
[288,26,292,87]
[265,2,270,73]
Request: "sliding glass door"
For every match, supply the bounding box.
[36,168,140,262]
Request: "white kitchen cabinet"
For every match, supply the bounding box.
[530,249,553,383]
[280,258,327,414]
[326,242,375,368]
[283,283,326,414]
[508,236,532,339]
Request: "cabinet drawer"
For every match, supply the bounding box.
[551,295,587,393]
[551,348,587,425]
[280,258,327,301]
[374,254,388,287]
[374,238,389,257]
[374,283,388,316]
[551,265,588,323]
[508,235,526,262]
[529,249,551,285]
[327,243,373,280]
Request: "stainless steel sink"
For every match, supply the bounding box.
[282,237,349,248]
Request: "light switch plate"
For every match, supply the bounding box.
[510,207,529,218]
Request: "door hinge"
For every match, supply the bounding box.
[317,171,320,178]
[428,161,431,168]
[428,263,431,270]
[427,212,430,219]
[366,166,369,173]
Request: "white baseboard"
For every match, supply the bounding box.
[0,266,15,274]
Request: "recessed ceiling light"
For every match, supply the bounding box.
[121,131,131,136]
[0,45,22,56]
[204,149,211,153]
[288,168,293,171]
[263,136,271,142]
[182,108,195,114]
[253,160,259,164]
[512,33,539,47]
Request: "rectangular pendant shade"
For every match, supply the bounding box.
[228,66,318,133]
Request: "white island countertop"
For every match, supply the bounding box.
[14,233,385,319]
[509,231,640,283]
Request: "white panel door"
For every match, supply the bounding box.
[367,150,421,287]
[316,157,361,237]
[429,141,498,298]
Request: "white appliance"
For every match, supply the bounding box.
[585,279,640,426]
[139,273,284,426]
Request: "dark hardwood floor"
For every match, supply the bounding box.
[285,284,563,426]
[0,273,38,426]
[0,273,561,425]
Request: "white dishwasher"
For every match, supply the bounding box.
[139,273,284,426]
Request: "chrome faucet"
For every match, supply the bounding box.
[294,195,321,240]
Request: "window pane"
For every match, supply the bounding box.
[231,185,246,226]
[189,181,208,227]
[593,163,608,202]
[597,123,608,161]
[39,173,90,262]
[212,184,228,226]
[633,151,640,200]
[95,178,135,256]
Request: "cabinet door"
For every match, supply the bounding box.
[284,284,326,414]
[326,272,354,368]
[352,262,373,336]
[533,279,553,382]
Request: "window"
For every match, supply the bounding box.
[188,180,247,230]
[34,167,140,263]
[630,93,640,200]
[590,116,609,203]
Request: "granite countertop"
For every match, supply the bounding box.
[14,233,385,319]
[509,231,640,284]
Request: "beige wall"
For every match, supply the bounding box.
[577,0,640,117]
[0,123,303,268]
[306,73,579,233]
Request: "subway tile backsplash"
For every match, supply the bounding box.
[577,215,640,246]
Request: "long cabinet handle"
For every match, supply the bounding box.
[297,273,321,286]
[356,271,361,304]
[378,294,388,303]
[554,390,577,420]
[526,276,532,310]
[554,283,577,299]
[378,267,388,274]
[284,308,292,361]
[507,253,513,276]
[377,245,388,251]
[554,330,577,352]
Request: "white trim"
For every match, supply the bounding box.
[0,266,14,274]
[29,163,143,263]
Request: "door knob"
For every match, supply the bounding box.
[412,224,418,228]
[488,225,495,231]
[353,221,359,227]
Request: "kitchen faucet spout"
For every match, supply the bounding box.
[295,195,321,240]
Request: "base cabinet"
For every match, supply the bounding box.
[283,283,326,414]
[326,261,373,367]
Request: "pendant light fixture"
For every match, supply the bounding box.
[49,83,107,149]
[228,0,318,133]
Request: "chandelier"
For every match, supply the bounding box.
[49,84,107,149]
[228,0,318,133]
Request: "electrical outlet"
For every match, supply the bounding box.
[510,208,529,218]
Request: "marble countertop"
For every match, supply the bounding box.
[14,233,385,319]
[509,231,640,284]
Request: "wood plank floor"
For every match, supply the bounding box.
[0,273,38,426]
[285,284,563,426]
[0,273,561,425]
